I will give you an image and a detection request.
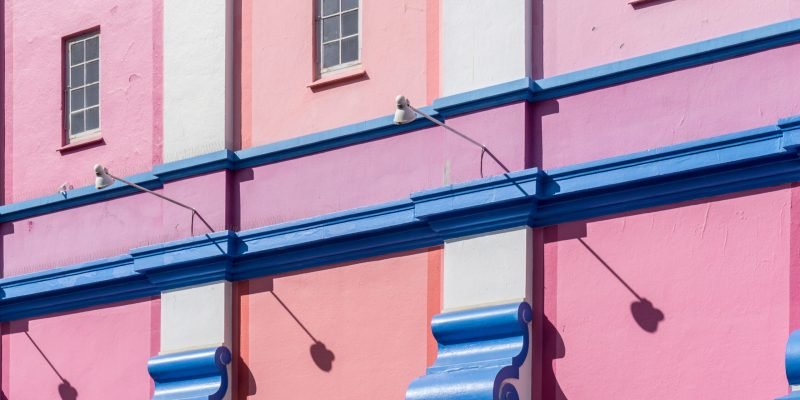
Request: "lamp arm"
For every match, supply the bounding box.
[407,105,511,174]
[108,172,216,234]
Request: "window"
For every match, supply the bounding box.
[66,32,100,140]
[318,0,359,74]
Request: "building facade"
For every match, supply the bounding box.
[1,0,800,399]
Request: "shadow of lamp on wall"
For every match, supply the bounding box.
[24,332,78,400]
[577,238,665,333]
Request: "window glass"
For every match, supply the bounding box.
[319,0,359,74]
[66,32,100,139]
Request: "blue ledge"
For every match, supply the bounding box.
[1,19,799,223]
[3,115,800,320]
[148,346,232,400]
[407,302,532,400]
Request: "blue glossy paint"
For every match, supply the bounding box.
[0,19,798,223]
[3,115,800,320]
[777,330,800,399]
[148,346,232,400]
[406,302,532,400]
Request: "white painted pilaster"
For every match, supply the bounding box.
[440,0,532,96]
[443,227,533,398]
[163,0,234,162]
[160,281,232,353]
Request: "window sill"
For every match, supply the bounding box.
[308,68,367,91]
[57,134,104,153]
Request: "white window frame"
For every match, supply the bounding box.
[65,32,101,141]
[317,0,361,76]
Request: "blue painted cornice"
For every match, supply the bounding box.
[777,330,800,399]
[148,346,232,400]
[1,19,798,223]
[406,302,532,400]
[3,115,800,320]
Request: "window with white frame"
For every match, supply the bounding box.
[66,32,100,140]
[318,0,359,74]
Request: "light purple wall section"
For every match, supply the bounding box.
[2,297,159,400]
[538,0,800,76]
[1,171,227,278]
[3,0,162,203]
[537,44,800,169]
[536,188,790,399]
[238,103,527,229]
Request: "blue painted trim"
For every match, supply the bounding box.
[148,346,232,400]
[778,330,800,399]
[1,19,798,223]
[3,115,800,320]
[406,302,532,400]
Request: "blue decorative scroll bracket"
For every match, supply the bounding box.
[148,346,232,400]
[406,301,532,400]
[778,330,800,399]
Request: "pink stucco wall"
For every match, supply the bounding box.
[536,187,790,398]
[538,0,800,76]
[3,0,162,204]
[238,103,528,229]
[238,250,435,399]
[1,171,227,278]
[537,44,800,169]
[1,297,158,400]
[246,0,431,147]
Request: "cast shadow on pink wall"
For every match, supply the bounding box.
[23,330,79,400]
[248,278,336,373]
[577,238,666,333]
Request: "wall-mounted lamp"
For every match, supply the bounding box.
[94,164,215,234]
[393,95,510,174]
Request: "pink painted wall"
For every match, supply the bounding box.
[537,44,800,170]
[238,250,435,399]
[1,171,227,278]
[538,0,800,76]
[238,103,528,229]
[3,0,162,203]
[536,187,790,398]
[1,297,159,400]
[246,0,432,147]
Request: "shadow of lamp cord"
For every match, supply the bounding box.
[24,332,78,400]
[577,238,665,333]
[269,292,335,372]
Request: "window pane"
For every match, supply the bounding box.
[86,107,99,130]
[85,84,99,107]
[70,41,84,65]
[342,10,358,36]
[70,112,85,135]
[322,42,339,68]
[342,0,358,11]
[322,16,340,42]
[85,37,99,60]
[86,60,99,83]
[341,36,358,63]
[322,0,339,16]
[70,65,84,87]
[70,88,85,111]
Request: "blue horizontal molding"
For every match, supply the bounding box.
[3,115,800,320]
[148,346,232,400]
[1,19,798,223]
[532,18,800,100]
[406,302,532,400]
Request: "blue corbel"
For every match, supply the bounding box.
[406,301,532,400]
[778,330,800,399]
[148,346,232,400]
